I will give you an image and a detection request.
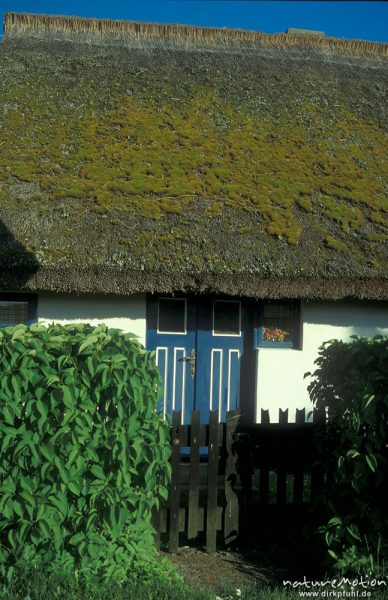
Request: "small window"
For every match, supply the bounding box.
[158,298,186,334]
[257,301,300,348]
[0,295,37,327]
[213,301,241,336]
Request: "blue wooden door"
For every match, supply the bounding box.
[147,296,245,424]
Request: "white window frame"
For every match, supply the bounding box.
[157,297,187,335]
[212,300,242,337]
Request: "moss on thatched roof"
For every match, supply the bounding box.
[0,13,387,298]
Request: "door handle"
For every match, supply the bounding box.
[179,349,196,380]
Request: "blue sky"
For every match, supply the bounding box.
[0,1,387,43]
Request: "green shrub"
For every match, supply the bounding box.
[307,336,388,574]
[0,323,171,583]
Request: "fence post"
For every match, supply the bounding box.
[224,411,240,546]
[188,410,200,539]
[206,410,220,553]
[293,408,306,544]
[276,409,288,506]
[169,410,181,553]
[293,409,305,504]
[260,409,270,506]
[311,408,325,502]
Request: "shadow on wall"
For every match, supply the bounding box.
[0,220,39,290]
[304,299,388,335]
[38,293,146,323]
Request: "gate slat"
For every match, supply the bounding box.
[293,409,305,504]
[293,409,306,544]
[206,410,220,553]
[169,411,182,553]
[260,409,270,505]
[277,409,288,505]
[311,408,325,502]
[188,411,200,539]
[261,409,270,424]
[224,411,240,545]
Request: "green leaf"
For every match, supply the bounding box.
[62,386,75,409]
[36,399,47,418]
[20,477,34,492]
[325,531,334,546]
[47,374,61,386]
[39,520,52,539]
[67,447,79,466]
[68,481,80,496]
[48,494,68,516]
[365,453,378,473]
[346,450,360,459]
[13,500,23,518]
[363,394,375,410]
[18,520,30,544]
[346,524,362,541]
[86,511,97,530]
[91,465,105,480]
[3,406,14,426]
[52,526,63,552]
[87,356,96,377]
[36,504,46,521]
[29,441,40,462]
[11,327,26,342]
[54,457,70,484]
[78,335,98,353]
[20,490,36,508]
[159,486,168,501]
[111,354,127,364]
[1,434,12,453]
[41,443,55,462]
[69,532,85,546]
[8,530,17,549]
[3,499,14,519]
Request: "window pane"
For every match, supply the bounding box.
[158,299,186,333]
[263,303,295,318]
[213,301,240,335]
[260,301,299,345]
[0,301,29,326]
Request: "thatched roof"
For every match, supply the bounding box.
[0,12,387,299]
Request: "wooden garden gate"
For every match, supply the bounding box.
[153,409,324,553]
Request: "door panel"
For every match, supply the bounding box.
[196,299,243,423]
[147,297,196,424]
[209,349,240,413]
[155,346,188,417]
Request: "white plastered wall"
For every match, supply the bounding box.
[255,300,388,423]
[38,293,147,346]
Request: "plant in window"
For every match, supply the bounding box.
[262,326,290,342]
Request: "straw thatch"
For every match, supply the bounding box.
[4,12,388,57]
[0,13,387,299]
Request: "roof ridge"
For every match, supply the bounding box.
[3,12,388,57]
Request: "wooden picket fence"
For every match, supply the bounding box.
[153,408,325,553]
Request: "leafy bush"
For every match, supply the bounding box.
[307,336,388,574]
[0,323,171,583]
